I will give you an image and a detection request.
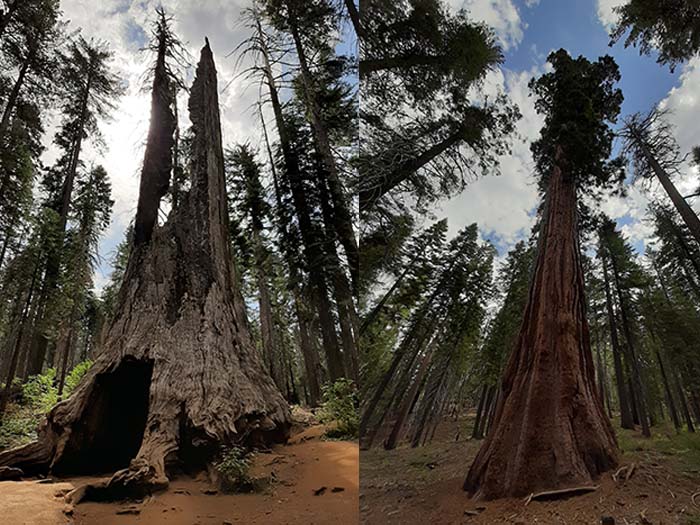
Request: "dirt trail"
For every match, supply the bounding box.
[0,424,358,525]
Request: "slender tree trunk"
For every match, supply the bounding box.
[359,126,464,212]
[464,153,618,499]
[360,261,414,334]
[27,70,93,377]
[0,263,37,421]
[256,18,344,380]
[0,53,30,145]
[602,258,634,429]
[637,136,700,245]
[411,353,450,448]
[609,254,651,437]
[343,0,364,39]
[472,385,487,440]
[253,228,284,391]
[676,375,695,433]
[657,349,681,430]
[260,104,321,406]
[286,6,359,292]
[383,340,437,450]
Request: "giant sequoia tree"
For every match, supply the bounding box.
[464,50,623,499]
[0,36,290,497]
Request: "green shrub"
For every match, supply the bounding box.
[318,379,358,440]
[0,361,94,450]
[215,445,253,493]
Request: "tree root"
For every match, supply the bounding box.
[612,462,636,483]
[692,491,699,507]
[524,485,599,505]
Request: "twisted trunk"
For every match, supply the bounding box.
[464,155,618,499]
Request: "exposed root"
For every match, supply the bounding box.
[612,463,636,483]
[524,485,598,505]
[692,491,700,507]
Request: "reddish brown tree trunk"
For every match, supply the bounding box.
[464,158,618,499]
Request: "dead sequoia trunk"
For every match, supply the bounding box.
[464,158,618,500]
[0,41,290,497]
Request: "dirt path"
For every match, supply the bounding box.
[361,417,700,524]
[0,424,358,525]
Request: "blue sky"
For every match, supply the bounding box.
[438,0,700,259]
[48,0,699,291]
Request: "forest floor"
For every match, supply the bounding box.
[0,421,359,525]
[361,415,700,525]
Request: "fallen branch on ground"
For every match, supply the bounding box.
[524,485,599,505]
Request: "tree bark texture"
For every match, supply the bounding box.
[464,158,618,499]
[0,42,290,497]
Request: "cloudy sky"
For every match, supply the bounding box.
[47,0,330,291]
[437,0,699,258]
[46,0,699,292]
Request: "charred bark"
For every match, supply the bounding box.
[464,157,618,499]
[0,41,290,497]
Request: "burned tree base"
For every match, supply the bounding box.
[0,41,291,500]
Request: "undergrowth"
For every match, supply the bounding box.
[0,360,93,450]
[215,445,253,493]
[318,378,358,440]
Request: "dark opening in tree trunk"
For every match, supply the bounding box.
[53,358,153,475]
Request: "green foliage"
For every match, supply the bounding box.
[530,49,624,198]
[318,379,359,439]
[0,361,93,450]
[610,0,700,71]
[215,445,252,493]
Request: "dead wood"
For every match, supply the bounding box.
[524,485,599,505]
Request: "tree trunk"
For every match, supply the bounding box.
[0,53,30,146]
[609,254,651,437]
[260,105,321,406]
[464,155,618,499]
[383,340,437,450]
[656,349,680,430]
[0,42,290,496]
[359,126,464,212]
[286,5,359,292]
[472,385,488,440]
[676,375,696,433]
[26,67,93,378]
[410,352,450,448]
[602,258,634,429]
[343,0,364,39]
[256,18,344,381]
[253,228,284,391]
[0,265,37,420]
[639,137,700,246]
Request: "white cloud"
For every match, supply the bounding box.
[49,0,276,291]
[448,0,526,51]
[596,0,625,30]
[437,65,544,250]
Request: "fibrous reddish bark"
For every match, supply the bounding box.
[463,159,618,500]
[0,41,290,497]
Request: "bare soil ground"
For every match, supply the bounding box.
[361,415,700,525]
[0,424,358,525]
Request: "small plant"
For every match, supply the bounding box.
[215,445,252,493]
[318,378,359,440]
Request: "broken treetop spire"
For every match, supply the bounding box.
[0,39,290,499]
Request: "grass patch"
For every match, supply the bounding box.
[617,423,700,472]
